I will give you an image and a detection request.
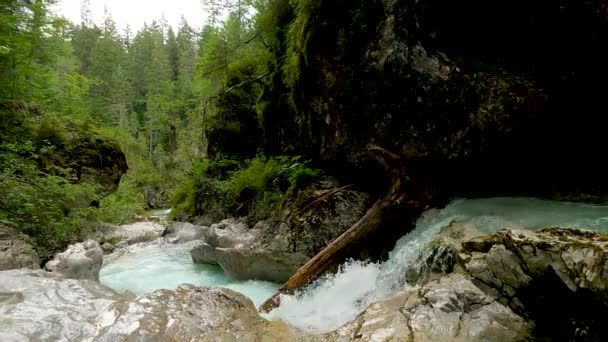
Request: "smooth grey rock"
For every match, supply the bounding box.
[215,247,309,283]
[190,242,218,265]
[193,218,307,282]
[163,222,208,243]
[109,221,165,244]
[0,225,39,271]
[0,269,304,341]
[205,218,256,248]
[44,240,103,280]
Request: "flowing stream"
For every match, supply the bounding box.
[99,198,608,334]
[99,241,280,307]
[265,197,608,332]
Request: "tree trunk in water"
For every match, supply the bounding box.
[259,145,437,312]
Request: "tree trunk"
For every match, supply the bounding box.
[259,145,436,312]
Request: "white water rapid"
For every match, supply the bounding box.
[265,197,608,333]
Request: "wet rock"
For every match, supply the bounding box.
[0,225,39,271]
[108,221,165,244]
[189,218,307,282]
[162,222,208,243]
[190,242,218,265]
[0,269,305,341]
[44,240,103,280]
[326,274,531,342]
[405,221,484,285]
[461,228,608,340]
[215,247,308,283]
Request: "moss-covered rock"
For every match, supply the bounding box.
[0,100,128,196]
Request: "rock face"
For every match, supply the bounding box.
[0,225,39,271]
[190,190,368,282]
[215,247,309,283]
[0,269,303,341]
[326,274,531,342]
[162,221,208,243]
[190,218,308,282]
[44,240,103,280]
[261,0,608,198]
[190,242,218,264]
[459,227,608,341]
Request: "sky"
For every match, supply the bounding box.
[52,0,208,32]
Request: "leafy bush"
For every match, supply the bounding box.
[0,141,99,257]
[172,155,322,222]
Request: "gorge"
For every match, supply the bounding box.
[2,0,608,340]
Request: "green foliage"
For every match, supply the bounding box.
[173,155,322,221]
[93,174,146,225]
[0,139,99,257]
[282,0,322,89]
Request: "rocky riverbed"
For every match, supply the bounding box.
[2,198,608,341]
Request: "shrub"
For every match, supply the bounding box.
[172,155,322,222]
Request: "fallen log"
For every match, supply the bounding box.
[259,144,436,312]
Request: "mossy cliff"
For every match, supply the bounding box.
[260,0,608,198]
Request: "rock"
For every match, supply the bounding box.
[404,221,484,285]
[0,269,305,341]
[326,274,531,342]
[44,240,103,280]
[460,228,608,340]
[262,190,369,258]
[108,221,165,244]
[190,218,309,282]
[101,242,114,253]
[215,247,309,283]
[190,242,218,265]
[0,225,39,271]
[162,222,208,243]
[205,218,256,248]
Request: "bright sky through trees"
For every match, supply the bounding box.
[53,0,207,31]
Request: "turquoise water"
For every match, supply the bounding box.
[99,241,280,307]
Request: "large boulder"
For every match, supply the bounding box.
[162,222,208,243]
[190,218,309,282]
[0,269,303,341]
[108,221,165,244]
[190,189,368,283]
[0,225,39,271]
[326,273,531,341]
[190,242,218,264]
[215,247,309,283]
[460,228,608,340]
[44,240,103,280]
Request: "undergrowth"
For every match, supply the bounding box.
[172,155,322,222]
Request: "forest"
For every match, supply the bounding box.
[4,0,608,340]
[0,0,311,257]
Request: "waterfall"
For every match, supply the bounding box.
[265,197,608,332]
